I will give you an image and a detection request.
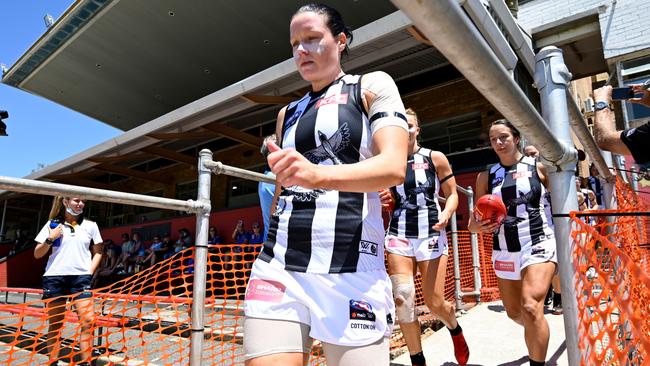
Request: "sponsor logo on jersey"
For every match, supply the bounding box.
[350,322,377,330]
[494,260,515,272]
[316,93,348,108]
[531,246,545,256]
[386,237,409,248]
[359,240,378,256]
[245,279,286,303]
[411,163,429,170]
[349,299,376,321]
[491,176,504,187]
[512,171,532,179]
[428,237,439,251]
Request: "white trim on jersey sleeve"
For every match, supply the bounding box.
[361,71,408,135]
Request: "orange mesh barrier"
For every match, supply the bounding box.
[572,177,650,365]
[0,233,492,365]
[477,234,500,301]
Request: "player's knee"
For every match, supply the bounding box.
[390,274,416,323]
[521,296,543,322]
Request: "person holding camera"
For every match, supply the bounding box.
[34,196,103,366]
[593,83,650,165]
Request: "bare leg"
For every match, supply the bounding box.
[73,297,95,363]
[497,278,523,326]
[46,299,67,364]
[417,255,457,329]
[521,262,556,362]
[387,253,422,355]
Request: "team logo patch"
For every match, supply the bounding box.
[316,93,348,108]
[494,260,515,272]
[359,240,378,256]
[245,279,286,303]
[386,313,393,325]
[349,299,376,321]
[512,171,532,179]
[428,237,439,251]
[491,176,504,187]
[411,163,429,170]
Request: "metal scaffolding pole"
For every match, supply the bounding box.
[534,46,580,366]
[189,149,213,366]
[204,161,275,184]
[0,176,206,213]
[0,200,6,241]
[390,0,573,167]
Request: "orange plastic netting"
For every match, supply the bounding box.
[0,231,487,365]
[571,177,650,366]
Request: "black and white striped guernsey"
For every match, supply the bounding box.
[260,74,388,274]
[487,156,554,252]
[388,148,442,239]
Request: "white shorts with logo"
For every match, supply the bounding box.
[384,230,448,262]
[492,238,557,280]
[244,259,395,347]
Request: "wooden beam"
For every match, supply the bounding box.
[93,164,172,184]
[202,124,263,148]
[47,171,98,180]
[241,94,299,105]
[146,131,219,140]
[406,26,433,47]
[140,146,196,166]
[87,153,152,164]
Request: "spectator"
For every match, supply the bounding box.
[116,233,134,275]
[248,222,264,245]
[208,227,222,245]
[231,219,249,244]
[161,232,175,260]
[523,144,539,158]
[176,228,193,249]
[258,134,277,242]
[593,83,650,165]
[92,239,119,287]
[588,163,604,206]
[148,235,167,265]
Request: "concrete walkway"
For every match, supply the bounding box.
[391,301,568,366]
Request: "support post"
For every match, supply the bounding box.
[450,210,464,312]
[534,46,580,366]
[189,149,213,366]
[0,200,6,241]
[466,187,482,302]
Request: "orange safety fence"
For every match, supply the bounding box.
[571,177,650,366]
[0,232,493,365]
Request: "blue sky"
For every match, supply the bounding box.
[0,1,120,178]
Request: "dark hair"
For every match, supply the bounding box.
[294,3,354,55]
[489,119,521,139]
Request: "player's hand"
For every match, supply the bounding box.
[267,141,322,189]
[432,211,451,231]
[379,189,394,211]
[47,224,63,241]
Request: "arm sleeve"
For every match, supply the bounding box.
[34,223,50,244]
[91,223,104,245]
[361,71,408,135]
[620,121,650,164]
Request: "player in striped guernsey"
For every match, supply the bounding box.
[243,4,409,366]
[381,108,469,366]
[468,120,557,366]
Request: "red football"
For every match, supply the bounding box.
[474,194,507,226]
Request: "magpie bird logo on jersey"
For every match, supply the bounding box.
[303,123,351,165]
[392,178,435,218]
[349,299,376,321]
[283,186,326,203]
[491,176,504,188]
[502,186,541,227]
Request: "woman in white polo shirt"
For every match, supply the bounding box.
[34,196,103,366]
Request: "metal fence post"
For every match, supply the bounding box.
[466,187,482,302]
[450,211,464,311]
[189,149,213,366]
[534,46,580,366]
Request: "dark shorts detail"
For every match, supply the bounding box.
[42,275,93,300]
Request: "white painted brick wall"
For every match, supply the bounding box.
[518,0,650,60]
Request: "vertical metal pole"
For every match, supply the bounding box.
[601,152,617,210]
[466,187,482,302]
[534,46,580,366]
[0,200,7,241]
[450,211,463,311]
[189,149,213,366]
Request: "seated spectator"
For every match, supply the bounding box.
[161,232,175,260]
[116,233,134,274]
[208,227,222,245]
[92,239,119,287]
[149,235,168,265]
[231,219,249,244]
[176,228,193,249]
[248,222,264,245]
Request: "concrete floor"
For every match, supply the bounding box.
[390,301,568,366]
